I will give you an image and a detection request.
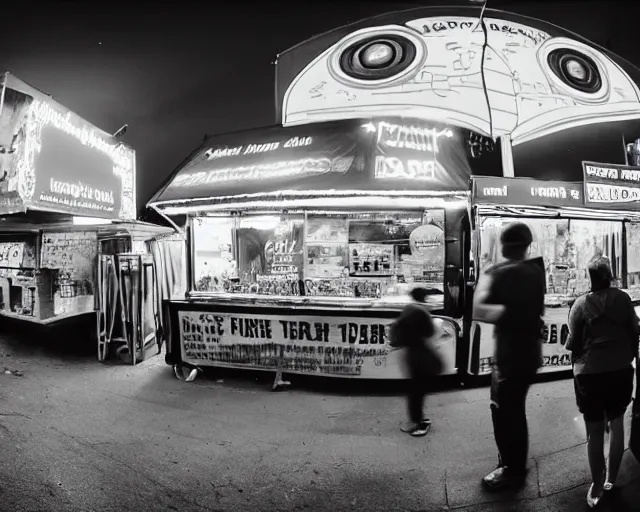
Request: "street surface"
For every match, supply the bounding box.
[0,324,638,512]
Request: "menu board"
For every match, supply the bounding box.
[41,231,97,281]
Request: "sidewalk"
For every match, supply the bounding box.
[0,330,638,511]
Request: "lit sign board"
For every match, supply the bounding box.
[0,74,136,219]
[151,117,484,205]
[167,125,357,192]
[472,176,583,207]
[365,121,455,182]
[583,161,640,209]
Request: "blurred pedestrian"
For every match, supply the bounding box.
[390,286,443,437]
[566,257,639,508]
[473,222,546,490]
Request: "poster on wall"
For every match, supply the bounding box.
[40,231,98,282]
[0,242,25,268]
[178,310,457,378]
[0,73,136,219]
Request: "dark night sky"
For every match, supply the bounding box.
[0,1,637,215]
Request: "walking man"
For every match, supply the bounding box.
[473,222,546,490]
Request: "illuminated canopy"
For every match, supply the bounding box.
[148,116,502,208]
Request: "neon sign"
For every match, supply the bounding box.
[362,121,453,153]
[31,101,132,169]
[205,137,314,161]
[171,158,339,187]
[374,156,439,181]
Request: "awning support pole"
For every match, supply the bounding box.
[500,135,515,178]
[150,204,184,235]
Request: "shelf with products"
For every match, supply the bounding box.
[191,209,446,303]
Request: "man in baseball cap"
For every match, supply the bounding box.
[473,222,546,490]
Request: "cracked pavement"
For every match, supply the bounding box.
[0,326,638,512]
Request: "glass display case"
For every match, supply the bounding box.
[192,209,446,307]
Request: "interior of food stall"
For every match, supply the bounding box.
[0,215,173,324]
[190,207,450,308]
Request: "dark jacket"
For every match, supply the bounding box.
[484,257,546,376]
[390,303,439,378]
[567,287,639,375]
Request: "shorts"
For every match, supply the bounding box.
[573,367,634,423]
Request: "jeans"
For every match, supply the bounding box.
[408,378,429,424]
[490,367,535,475]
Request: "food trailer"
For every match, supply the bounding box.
[270,4,640,380]
[148,116,504,379]
[0,72,175,363]
[468,165,640,376]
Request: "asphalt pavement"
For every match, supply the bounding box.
[0,326,638,512]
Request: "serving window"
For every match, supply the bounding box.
[478,216,623,305]
[192,209,446,304]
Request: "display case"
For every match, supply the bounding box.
[191,209,446,308]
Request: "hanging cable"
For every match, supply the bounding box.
[474,0,492,140]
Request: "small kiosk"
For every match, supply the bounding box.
[0,72,173,355]
[149,116,502,379]
[469,166,640,376]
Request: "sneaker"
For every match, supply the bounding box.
[400,422,432,436]
[482,467,525,491]
[410,424,431,437]
[401,422,419,433]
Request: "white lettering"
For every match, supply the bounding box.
[243,142,280,155]
[374,156,437,181]
[531,187,566,199]
[585,165,618,179]
[170,157,336,188]
[283,136,313,148]
[205,147,243,160]
[586,183,640,203]
[620,169,640,182]
[49,178,114,204]
[483,186,508,197]
[362,122,453,154]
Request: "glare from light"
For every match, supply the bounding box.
[72,216,112,225]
